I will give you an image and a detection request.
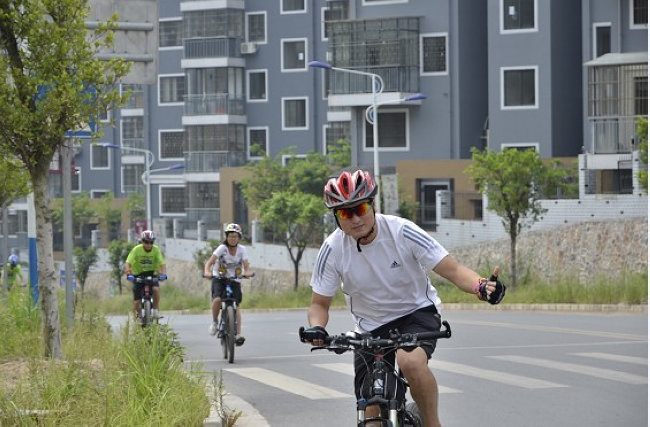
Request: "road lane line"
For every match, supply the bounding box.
[224,367,352,399]
[430,360,567,389]
[489,355,647,384]
[314,363,462,394]
[570,352,647,365]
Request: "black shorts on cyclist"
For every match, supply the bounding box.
[212,278,243,304]
[354,304,441,401]
[132,271,160,301]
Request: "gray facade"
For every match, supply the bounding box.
[3,0,645,252]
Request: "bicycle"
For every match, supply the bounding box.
[299,320,452,427]
[127,274,165,327]
[205,273,254,364]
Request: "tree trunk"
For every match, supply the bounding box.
[509,222,518,288]
[33,171,62,358]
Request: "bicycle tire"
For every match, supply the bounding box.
[404,402,423,427]
[220,319,228,359]
[143,299,152,327]
[226,305,236,363]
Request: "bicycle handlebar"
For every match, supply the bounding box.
[203,272,255,280]
[127,274,166,283]
[299,320,452,353]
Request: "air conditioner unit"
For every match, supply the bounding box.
[240,42,257,55]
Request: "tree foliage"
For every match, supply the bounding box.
[466,148,568,287]
[52,191,96,234]
[73,245,97,298]
[0,153,31,209]
[637,117,648,193]
[0,0,131,357]
[240,142,350,289]
[108,239,135,296]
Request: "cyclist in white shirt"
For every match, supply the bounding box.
[303,169,505,427]
[204,223,252,345]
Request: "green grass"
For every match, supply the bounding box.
[0,288,210,426]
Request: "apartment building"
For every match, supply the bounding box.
[2,0,646,254]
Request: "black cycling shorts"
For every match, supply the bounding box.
[131,272,160,301]
[353,304,441,401]
[211,278,243,304]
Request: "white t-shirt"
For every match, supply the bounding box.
[311,214,449,333]
[212,244,249,281]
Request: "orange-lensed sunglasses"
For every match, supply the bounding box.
[334,202,372,220]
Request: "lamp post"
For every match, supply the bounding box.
[99,143,154,229]
[309,60,385,212]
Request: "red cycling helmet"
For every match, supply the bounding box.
[324,169,377,209]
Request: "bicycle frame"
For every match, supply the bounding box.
[300,321,452,426]
[133,275,159,327]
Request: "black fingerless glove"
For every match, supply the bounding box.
[300,326,329,343]
[488,274,506,305]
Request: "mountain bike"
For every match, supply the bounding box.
[128,274,165,327]
[299,321,452,427]
[206,273,254,364]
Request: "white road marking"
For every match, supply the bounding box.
[570,352,647,365]
[314,362,462,394]
[490,355,647,384]
[430,360,567,389]
[224,367,352,399]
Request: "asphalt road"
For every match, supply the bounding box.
[109,309,648,426]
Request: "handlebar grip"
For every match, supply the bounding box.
[126,274,135,281]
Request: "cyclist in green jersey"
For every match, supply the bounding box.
[125,230,167,318]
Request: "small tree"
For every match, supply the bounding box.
[108,240,134,295]
[95,192,123,242]
[637,117,648,192]
[259,191,327,289]
[194,239,220,271]
[73,246,97,298]
[466,148,566,287]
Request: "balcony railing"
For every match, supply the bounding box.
[183,37,241,59]
[121,138,146,151]
[184,151,246,173]
[588,116,643,154]
[329,65,420,95]
[183,94,245,116]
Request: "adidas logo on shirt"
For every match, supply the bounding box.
[390,260,401,269]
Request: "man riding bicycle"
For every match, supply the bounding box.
[204,223,253,346]
[302,169,505,427]
[125,230,167,319]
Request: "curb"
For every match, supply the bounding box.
[441,303,648,313]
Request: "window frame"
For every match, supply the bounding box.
[90,190,110,199]
[630,0,648,29]
[500,0,538,34]
[500,142,540,152]
[158,129,184,161]
[281,153,307,166]
[362,0,409,5]
[592,22,612,58]
[282,97,309,131]
[158,73,185,106]
[158,17,183,50]
[159,185,186,216]
[90,144,111,170]
[500,65,539,110]
[246,11,267,44]
[280,0,307,14]
[281,38,308,72]
[246,69,268,102]
[247,126,269,160]
[362,108,410,152]
[420,32,448,76]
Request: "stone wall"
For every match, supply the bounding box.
[84,218,647,299]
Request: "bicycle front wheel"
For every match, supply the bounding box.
[142,300,152,327]
[404,401,423,427]
[220,319,228,360]
[226,306,236,363]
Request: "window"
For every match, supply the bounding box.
[421,34,447,75]
[418,180,450,231]
[183,9,244,39]
[91,144,110,169]
[282,39,307,71]
[121,84,144,109]
[121,117,144,149]
[122,164,144,193]
[324,122,351,155]
[160,130,184,159]
[247,127,268,159]
[160,186,185,215]
[500,142,539,152]
[159,19,182,48]
[2,210,27,235]
[362,0,408,4]
[247,70,267,102]
[91,190,109,199]
[71,167,80,192]
[159,75,184,104]
[246,12,266,43]
[281,0,306,14]
[593,24,611,58]
[364,110,408,150]
[282,97,308,130]
[634,76,648,115]
[281,154,306,166]
[502,0,536,31]
[502,66,538,109]
[631,0,648,27]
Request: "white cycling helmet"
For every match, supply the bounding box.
[224,223,242,238]
[141,230,156,242]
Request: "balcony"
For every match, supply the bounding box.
[184,151,246,173]
[183,37,241,59]
[589,116,642,154]
[183,94,245,116]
